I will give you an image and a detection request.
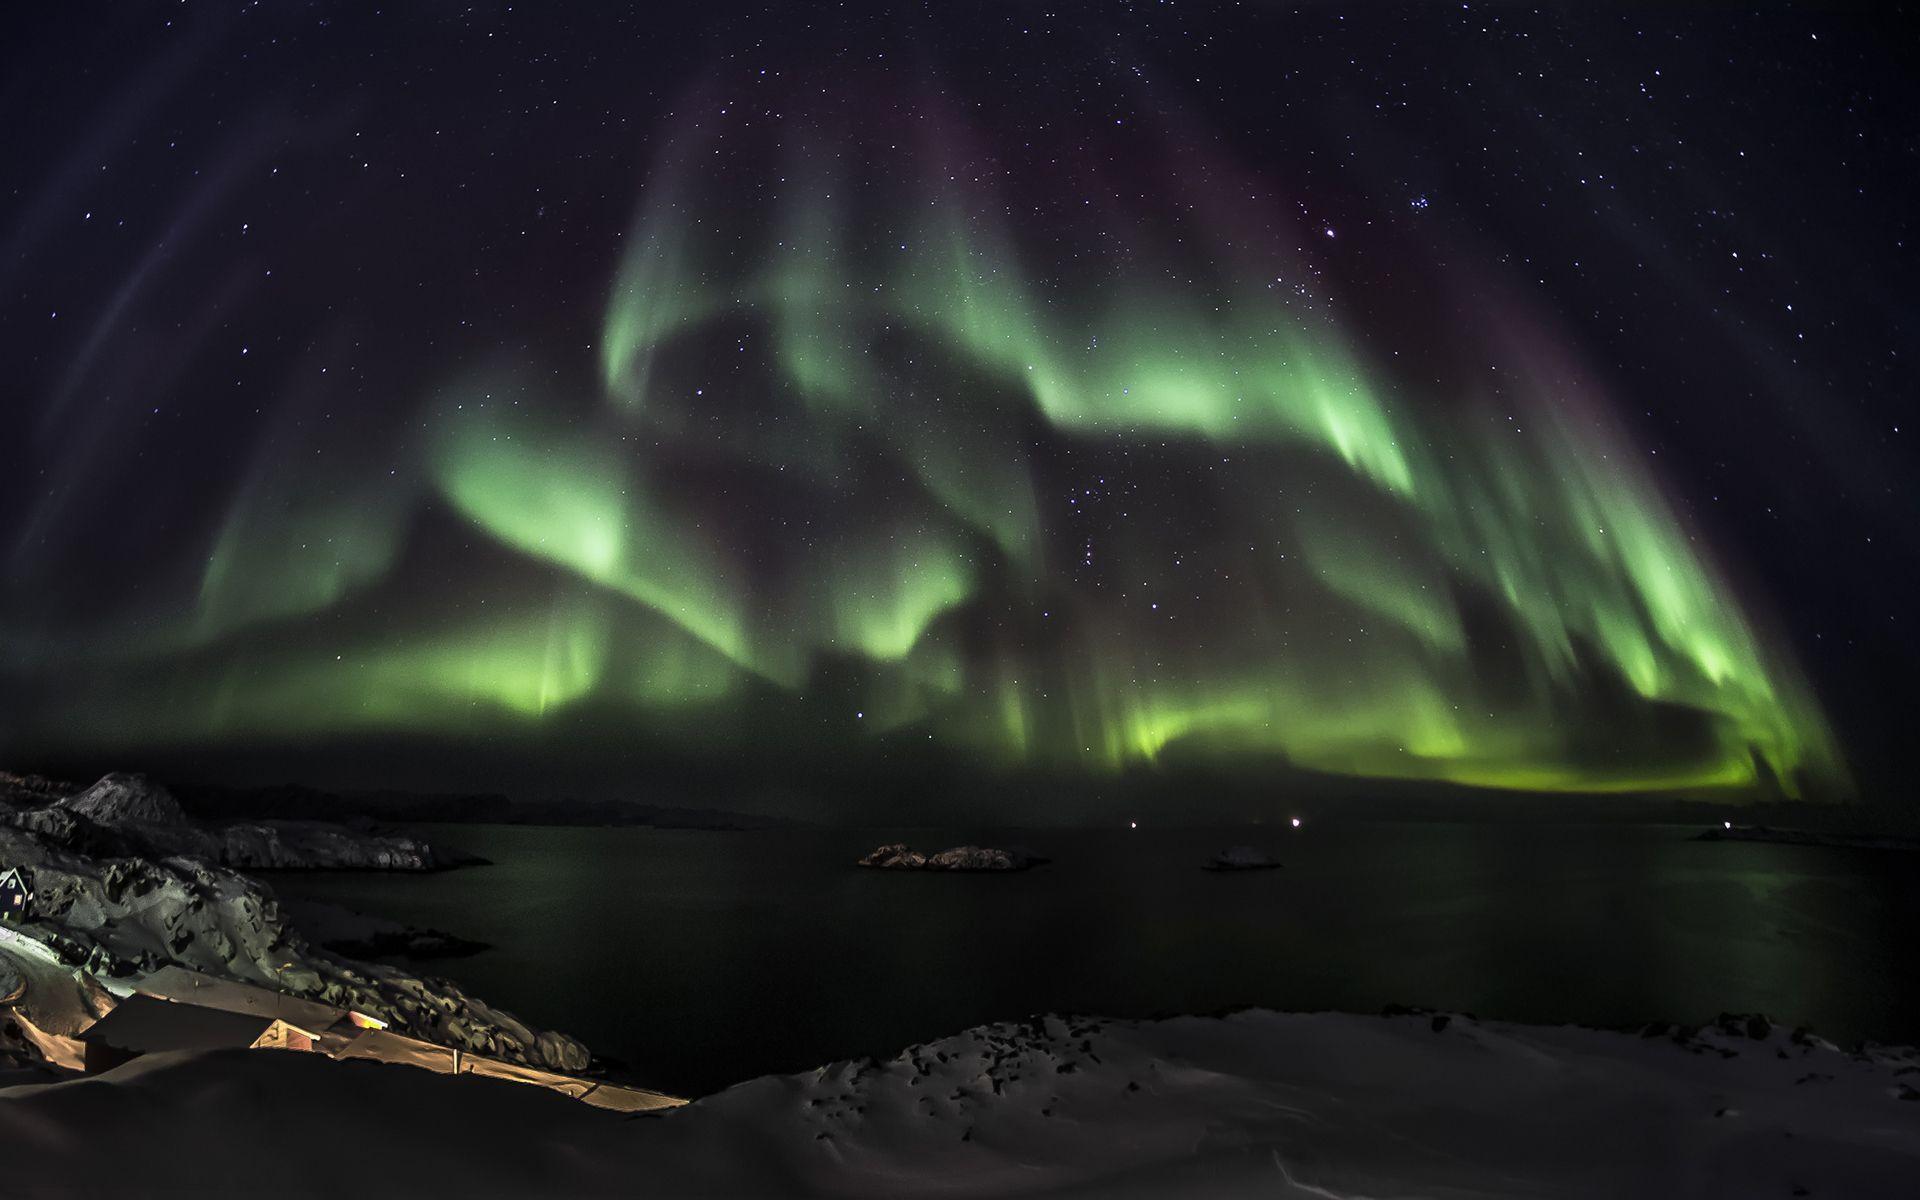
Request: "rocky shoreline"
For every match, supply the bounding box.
[282,898,490,961]
[0,772,585,1074]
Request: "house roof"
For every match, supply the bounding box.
[135,967,345,1037]
[81,994,279,1054]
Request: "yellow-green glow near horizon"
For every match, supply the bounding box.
[3,86,1845,804]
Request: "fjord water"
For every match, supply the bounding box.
[272,822,1920,1098]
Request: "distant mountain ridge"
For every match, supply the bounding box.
[174,780,799,831]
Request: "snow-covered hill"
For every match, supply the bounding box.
[2,1007,1914,1196]
[2,773,467,871]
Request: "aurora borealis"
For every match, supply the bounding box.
[3,4,1909,809]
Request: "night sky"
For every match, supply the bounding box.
[2,3,1913,813]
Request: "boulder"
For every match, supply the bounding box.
[857,844,927,869]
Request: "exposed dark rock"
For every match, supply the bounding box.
[1714,1012,1775,1041]
[859,843,925,869]
[0,772,79,811]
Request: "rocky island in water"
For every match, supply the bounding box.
[1695,823,1920,852]
[857,843,1048,871]
[1205,845,1283,871]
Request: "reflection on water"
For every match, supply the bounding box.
[271,822,1920,1097]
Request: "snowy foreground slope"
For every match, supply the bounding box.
[3,1008,1917,1197]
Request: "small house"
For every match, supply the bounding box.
[79,993,327,1075]
[0,867,31,922]
[135,966,355,1039]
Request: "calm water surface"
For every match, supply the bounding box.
[272,822,1920,1096]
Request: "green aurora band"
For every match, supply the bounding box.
[0,88,1844,802]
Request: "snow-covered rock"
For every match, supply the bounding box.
[5,773,465,871]
[210,819,461,871]
[1,1007,1916,1195]
[859,844,1045,871]
[0,825,585,1073]
[60,774,190,825]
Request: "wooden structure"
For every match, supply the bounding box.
[73,965,685,1109]
[79,993,327,1074]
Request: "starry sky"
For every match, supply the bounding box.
[1,3,1912,813]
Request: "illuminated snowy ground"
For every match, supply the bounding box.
[3,1007,1915,1196]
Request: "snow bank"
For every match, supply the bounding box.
[1,1008,1913,1196]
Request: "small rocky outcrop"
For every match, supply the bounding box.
[1205,846,1282,871]
[858,843,1045,872]
[282,899,488,961]
[859,844,927,869]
